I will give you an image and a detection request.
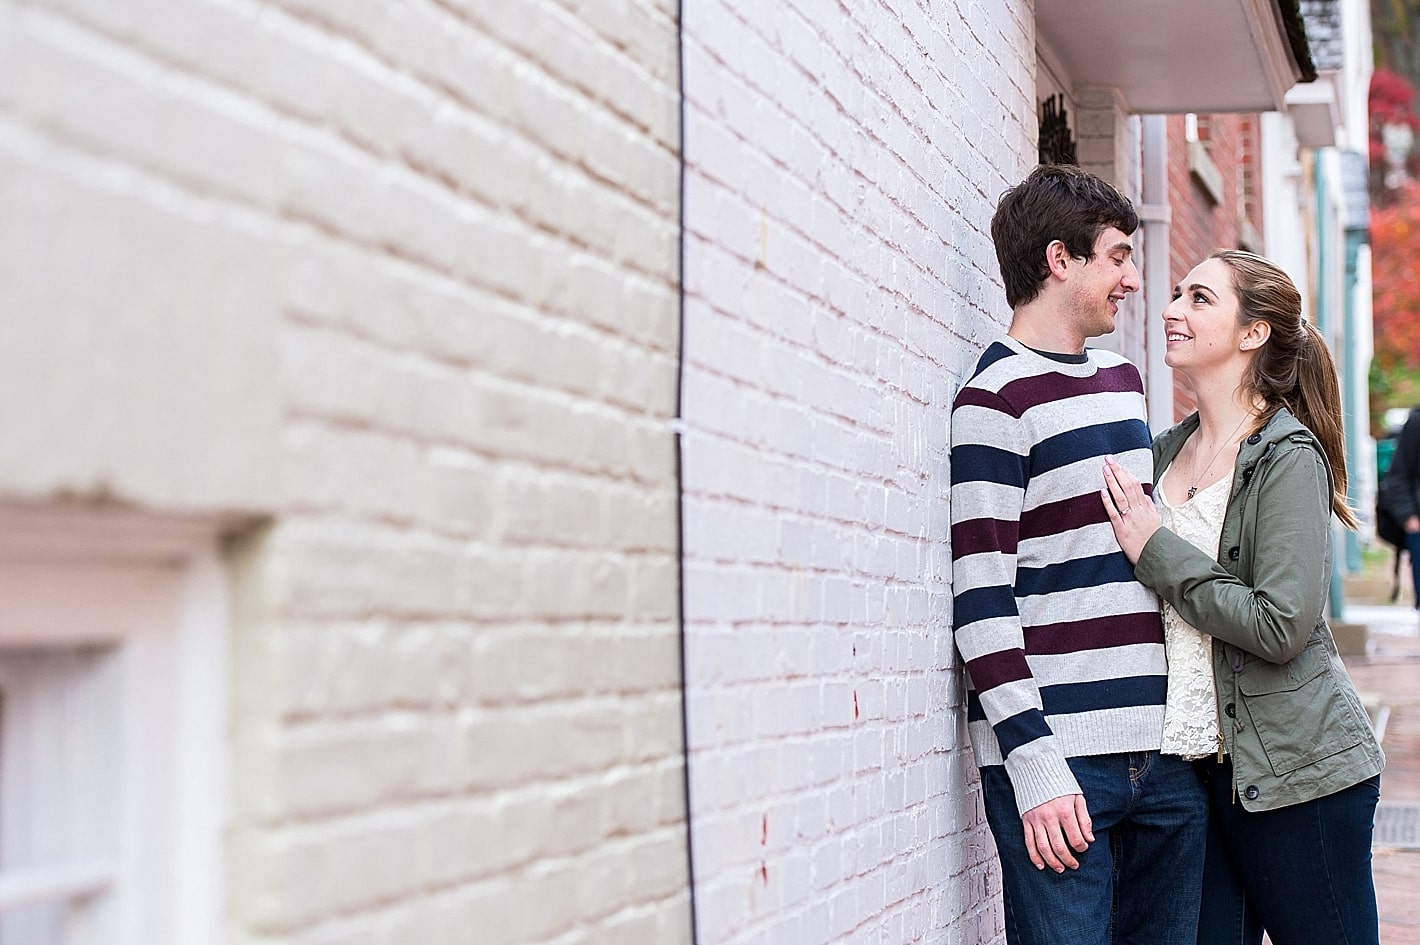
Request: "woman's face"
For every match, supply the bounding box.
[1161,258,1250,374]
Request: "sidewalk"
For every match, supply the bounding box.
[1342,596,1420,944]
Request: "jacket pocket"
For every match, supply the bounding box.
[1236,644,1368,775]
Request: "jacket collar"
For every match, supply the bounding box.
[1153,408,1333,494]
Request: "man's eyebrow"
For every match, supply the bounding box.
[1107,241,1134,257]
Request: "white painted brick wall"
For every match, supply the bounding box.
[0,1,686,943]
[1,0,1160,939]
[681,1,1035,942]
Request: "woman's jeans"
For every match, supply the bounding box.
[981,752,1207,945]
[1195,757,1381,945]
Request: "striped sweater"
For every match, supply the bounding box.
[949,337,1167,814]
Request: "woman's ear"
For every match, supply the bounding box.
[1239,321,1272,351]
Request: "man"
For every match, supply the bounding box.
[949,164,1206,945]
[1379,405,1420,612]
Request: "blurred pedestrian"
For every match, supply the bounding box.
[1101,249,1385,945]
[1378,405,1420,611]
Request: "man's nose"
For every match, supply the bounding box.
[1121,261,1141,293]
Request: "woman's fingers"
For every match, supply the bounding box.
[1102,467,1131,515]
[1100,460,1157,565]
[1103,458,1147,508]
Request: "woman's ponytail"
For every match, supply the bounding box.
[1289,320,1358,528]
[1214,250,1359,529]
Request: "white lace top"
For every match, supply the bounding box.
[1155,464,1225,760]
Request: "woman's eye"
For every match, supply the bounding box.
[1193,292,1208,304]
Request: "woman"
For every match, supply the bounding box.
[1099,249,1384,945]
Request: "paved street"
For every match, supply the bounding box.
[1342,599,1420,944]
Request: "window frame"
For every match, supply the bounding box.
[0,505,230,945]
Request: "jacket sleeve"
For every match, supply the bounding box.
[1134,445,1330,664]
[950,388,1080,813]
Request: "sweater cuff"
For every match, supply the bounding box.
[1003,741,1082,815]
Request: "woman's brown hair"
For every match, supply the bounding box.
[1213,249,1359,528]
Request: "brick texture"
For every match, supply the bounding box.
[1074,89,1148,367]
[0,1,687,942]
[1167,113,1264,419]
[679,1,1033,941]
[0,0,1179,940]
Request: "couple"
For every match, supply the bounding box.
[949,164,1385,945]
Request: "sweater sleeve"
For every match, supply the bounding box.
[950,386,1081,814]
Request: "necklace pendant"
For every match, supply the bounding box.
[1187,485,1198,499]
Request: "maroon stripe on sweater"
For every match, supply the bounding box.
[964,649,1034,694]
[951,517,1019,557]
[953,385,1014,414]
[1023,611,1164,655]
[1019,483,1155,541]
[996,361,1143,408]
[1020,493,1109,539]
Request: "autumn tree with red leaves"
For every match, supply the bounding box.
[1370,70,1420,200]
[1368,181,1420,375]
[1371,182,1420,375]
[1368,69,1420,426]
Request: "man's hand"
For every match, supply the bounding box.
[1020,794,1093,873]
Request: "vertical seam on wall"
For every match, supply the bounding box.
[673,0,701,941]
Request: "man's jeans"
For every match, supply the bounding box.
[1196,758,1381,945]
[981,752,1207,945]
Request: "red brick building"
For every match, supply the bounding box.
[1166,112,1267,418]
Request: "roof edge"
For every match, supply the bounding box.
[1279,0,1319,82]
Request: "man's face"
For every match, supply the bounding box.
[1065,227,1140,339]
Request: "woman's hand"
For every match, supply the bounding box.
[1101,456,1161,564]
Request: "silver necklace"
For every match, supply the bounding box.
[1186,412,1253,499]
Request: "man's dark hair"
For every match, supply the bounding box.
[990,163,1139,309]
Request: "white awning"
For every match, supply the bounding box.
[1037,0,1310,114]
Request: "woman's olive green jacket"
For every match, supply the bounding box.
[1136,409,1384,812]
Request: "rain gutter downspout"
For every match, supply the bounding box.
[1140,114,1174,431]
[1315,153,1347,620]
[673,1,702,941]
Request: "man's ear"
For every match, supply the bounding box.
[1045,239,1071,279]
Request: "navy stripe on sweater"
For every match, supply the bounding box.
[1030,419,1150,476]
[966,674,1167,724]
[966,342,1018,382]
[949,443,1027,487]
[987,708,1054,757]
[953,551,1139,625]
[948,421,1149,491]
[1015,550,1137,597]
